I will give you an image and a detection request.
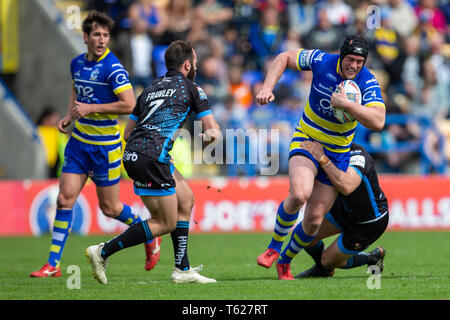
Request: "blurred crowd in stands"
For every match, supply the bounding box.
[39,0,450,178]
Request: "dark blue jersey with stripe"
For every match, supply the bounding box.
[333,143,388,223]
[126,70,211,163]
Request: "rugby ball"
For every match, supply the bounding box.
[333,80,362,123]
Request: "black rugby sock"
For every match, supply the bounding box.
[305,240,325,266]
[101,220,153,259]
[171,221,190,271]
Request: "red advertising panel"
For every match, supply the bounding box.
[0,176,449,236]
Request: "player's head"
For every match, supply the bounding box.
[82,11,115,59]
[339,35,369,79]
[165,40,197,81]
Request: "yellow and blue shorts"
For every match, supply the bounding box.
[62,137,122,186]
[289,129,350,186]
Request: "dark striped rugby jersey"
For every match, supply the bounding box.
[126,70,211,163]
[334,143,389,223]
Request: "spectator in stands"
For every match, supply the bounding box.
[158,0,193,45]
[402,34,423,101]
[303,8,343,52]
[322,0,353,27]
[414,0,447,33]
[249,7,287,68]
[194,0,233,36]
[127,0,167,39]
[36,106,66,178]
[113,17,154,94]
[388,0,419,38]
[195,55,229,107]
[288,0,318,38]
[228,63,253,110]
[371,8,406,96]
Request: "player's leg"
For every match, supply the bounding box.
[277,180,337,279]
[93,143,160,271]
[170,167,216,283]
[257,155,317,268]
[86,193,177,284]
[305,216,342,265]
[30,172,88,277]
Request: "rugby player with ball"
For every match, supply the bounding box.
[256,35,386,280]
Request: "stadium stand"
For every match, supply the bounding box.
[3,0,449,178]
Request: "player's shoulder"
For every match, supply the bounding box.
[103,50,126,70]
[71,53,86,67]
[355,67,380,89]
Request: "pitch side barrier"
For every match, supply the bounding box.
[0,176,449,236]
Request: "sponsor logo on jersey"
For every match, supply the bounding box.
[197,87,207,100]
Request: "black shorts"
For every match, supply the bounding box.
[326,203,389,255]
[123,150,176,196]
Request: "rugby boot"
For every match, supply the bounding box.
[276,262,294,280]
[30,262,61,278]
[257,248,280,268]
[367,246,386,272]
[171,265,217,284]
[294,264,335,278]
[145,236,161,271]
[85,243,109,284]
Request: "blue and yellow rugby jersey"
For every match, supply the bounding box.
[70,48,133,145]
[292,49,385,154]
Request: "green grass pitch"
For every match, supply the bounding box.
[0,231,449,300]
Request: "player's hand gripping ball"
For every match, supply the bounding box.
[333,80,362,123]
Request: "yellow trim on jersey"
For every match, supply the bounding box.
[75,122,120,136]
[296,49,303,71]
[336,58,340,74]
[71,132,122,145]
[303,101,356,133]
[97,48,110,62]
[113,83,133,95]
[299,120,354,153]
[85,113,118,121]
[364,101,386,109]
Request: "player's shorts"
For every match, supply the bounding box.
[325,202,389,255]
[288,129,349,186]
[123,150,176,196]
[62,137,122,187]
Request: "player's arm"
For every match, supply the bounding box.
[331,82,386,131]
[72,88,135,119]
[199,114,221,147]
[256,49,300,105]
[123,118,136,142]
[300,140,361,196]
[58,84,77,134]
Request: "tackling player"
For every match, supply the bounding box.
[30,11,160,278]
[85,40,221,284]
[256,35,386,279]
[294,141,388,278]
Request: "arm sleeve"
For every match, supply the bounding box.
[129,94,142,121]
[190,82,212,120]
[296,49,325,72]
[360,74,386,108]
[106,62,133,95]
